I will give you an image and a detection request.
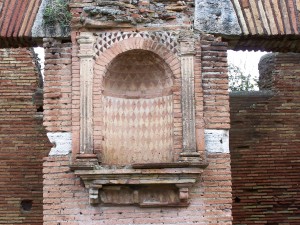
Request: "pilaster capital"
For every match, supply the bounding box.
[77,32,95,45]
[77,32,95,58]
[180,42,195,55]
[179,31,195,56]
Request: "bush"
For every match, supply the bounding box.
[228,63,257,91]
[43,0,72,27]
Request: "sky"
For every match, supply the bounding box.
[227,50,267,81]
[34,47,45,75]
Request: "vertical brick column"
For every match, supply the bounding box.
[200,34,232,224]
[43,38,72,156]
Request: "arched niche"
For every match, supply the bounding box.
[74,33,208,207]
[102,49,174,165]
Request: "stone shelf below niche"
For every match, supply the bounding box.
[73,162,208,207]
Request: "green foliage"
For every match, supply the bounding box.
[43,0,72,27]
[228,63,258,91]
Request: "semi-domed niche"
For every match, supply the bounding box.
[102,50,174,165]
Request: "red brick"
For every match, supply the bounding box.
[230,53,300,224]
[0,48,51,224]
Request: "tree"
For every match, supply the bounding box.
[228,63,257,91]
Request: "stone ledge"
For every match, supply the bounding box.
[73,162,208,207]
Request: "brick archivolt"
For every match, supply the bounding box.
[93,35,181,82]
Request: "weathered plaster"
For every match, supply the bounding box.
[47,132,72,156]
[205,129,229,153]
[32,0,50,37]
[194,0,241,35]
[32,0,70,38]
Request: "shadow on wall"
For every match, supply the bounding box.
[230,52,300,224]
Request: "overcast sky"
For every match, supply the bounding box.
[227,50,267,80]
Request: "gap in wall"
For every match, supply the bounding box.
[227,50,268,91]
[34,47,45,78]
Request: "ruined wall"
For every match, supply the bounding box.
[230,53,300,224]
[0,48,51,224]
[43,39,72,156]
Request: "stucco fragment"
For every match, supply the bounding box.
[47,132,72,156]
[205,129,229,153]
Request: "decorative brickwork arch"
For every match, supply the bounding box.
[94,37,181,81]
[93,37,182,164]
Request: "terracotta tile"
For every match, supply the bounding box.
[0,0,15,37]
[273,0,285,34]
[19,0,34,38]
[12,0,29,38]
[7,0,24,38]
[264,0,279,35]
[249,0,264,34]
[240,0,250,8]
[287,0,299,34]
[25,0,41,36]
[280,0,292,34]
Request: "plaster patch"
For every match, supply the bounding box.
[194,0,241,35]
[205,129,229,153]
[47,132,72,156]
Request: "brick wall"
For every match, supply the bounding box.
[201,34,230,130]
[43,39,72,132]
[230,53,300,224]
[42,35,232,224]
[0,48,51,224]
[43,154,232,224]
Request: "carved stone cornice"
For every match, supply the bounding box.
[73,162,208,206]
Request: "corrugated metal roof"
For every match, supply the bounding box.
[0,0,41,47]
